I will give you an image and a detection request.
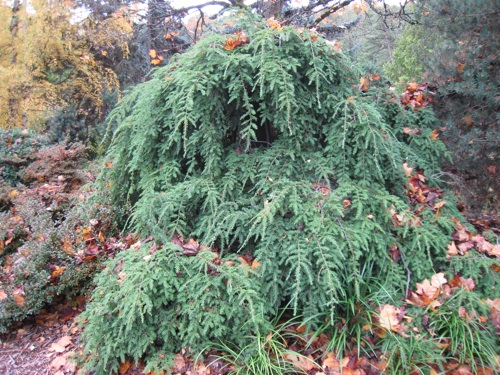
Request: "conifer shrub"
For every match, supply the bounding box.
[80,14,499,373]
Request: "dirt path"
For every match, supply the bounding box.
[0,298,83,375]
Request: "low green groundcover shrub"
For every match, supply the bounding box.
[0,142,117,332]
[79,13,499,374]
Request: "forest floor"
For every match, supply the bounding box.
[0,297,154,375]
[0,296,223,375]
[0,297,84,375]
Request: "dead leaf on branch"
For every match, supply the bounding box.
[447,219,499,258]
[448,274,475,291]
[405,170,445,212]
[49,265,66,280]
[222,32,250,51]
[400,82,432,108]
[359,77,369,92]
[266,17,282,30]
[13,288,25,307]
[164,32,179,40]
[406,273,447,310]
[312,182,331,196]
[118,359,131,374]
[403,162,413,177]
[403,127,422,136]
[388,243,400,263]
[182,238,200,256]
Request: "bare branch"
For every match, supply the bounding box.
[172,0,244,16]
[366,0,419,28]
[311,0,357,27]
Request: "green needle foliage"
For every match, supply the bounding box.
[79,13,495,373]
[79,244,267,374]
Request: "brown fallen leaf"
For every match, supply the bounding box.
[173,353,186,371]
[403,162,413,177]
[119,359,131,374]
[448,274,476,291]
[61,239,75,256]
[49,356,67,370]
[56,335,73,348]
[49,343,66,353]
[416,279,439,298]
[193,362,209,375]
[341,368,365,375]
[13,294,25,307]
[64,357,77,374]
[406,82,419,92]
[447,242,458,257]
[430,272,447,288]
[267,17,282,30]
[451,365,474,375]
[285,353,316,371]
[378,304,402,332]
[323,352,348,372]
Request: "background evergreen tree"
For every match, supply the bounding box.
[330,3,401,70]
[382,0,499,212]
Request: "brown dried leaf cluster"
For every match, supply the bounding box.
[406,170,444,209]
[447,217,500,259]
[359,73,380,92]
[222,32,250,51]
[400,82,433,108]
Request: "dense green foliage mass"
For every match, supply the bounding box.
[79,16,497,373]
[383,26,428,85]
[384,0,499,211]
